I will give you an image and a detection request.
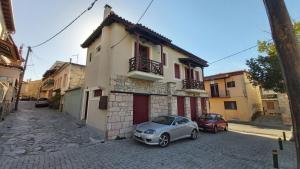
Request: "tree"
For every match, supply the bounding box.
[246,22,300,93]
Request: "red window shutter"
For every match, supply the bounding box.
[161,53,166,66]
[195,71,200,81]
[174,64,180,79]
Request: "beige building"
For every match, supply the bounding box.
[261,89,292,125]
[20,79,42,99]
[81,5,209,139]
[204,70,263,122]
[0,0,22,118]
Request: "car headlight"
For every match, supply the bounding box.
[144,129,156,134]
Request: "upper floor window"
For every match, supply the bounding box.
[174,63,180,79]
[161,53,167,66]
[224,101,237,110]
[210,83,219,97]
[195,71,200,81]
[89,53,92,62]
[227,81,235,88]
[93,89,102,97]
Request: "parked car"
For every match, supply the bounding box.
[197,113,228,133]
[35,98,49,108]
[134,115,199,147]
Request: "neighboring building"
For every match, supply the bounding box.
[20,79,42,100]
[40,61,65,99]
[52,62,85,110]
[63,87,83,120]
[81,5,209,139]
[261,89,292,125]
[204,70,263,122]
[0,0,22,118]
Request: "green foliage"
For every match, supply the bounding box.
[246,22,300,93]
[49,89,61,109]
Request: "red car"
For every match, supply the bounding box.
[196,113,228,133]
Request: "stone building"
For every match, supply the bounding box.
[0,0,22,119]
[81,5,209,139]
[204,70,263,122]
[20,79,42,100]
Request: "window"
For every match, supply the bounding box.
[176,117,189,124]
[227,81,235,88]
[89,53,92,62]
[174,63,180,79]
[210,83,219,97]
[195,71,200,81]
[96,45,101,52]
[266,102,275,109]
[224,101,237,110]
[161,53,166,66]
[93,89,102,97]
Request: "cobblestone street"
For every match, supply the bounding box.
[0,102,296,169]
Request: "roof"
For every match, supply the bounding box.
[53,62,85,75]
[0,0,15,32]
[204,70,246,81]
[82,12,208,67]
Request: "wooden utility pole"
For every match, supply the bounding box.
[15,46,31,110]
[263,0,300,168]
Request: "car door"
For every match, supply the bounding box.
[216,115,225,130]
[170,117,186,140]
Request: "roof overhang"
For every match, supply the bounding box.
[0,38,20,60]
[179,57,208,68]
[1,0,15,33]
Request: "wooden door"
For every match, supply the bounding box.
[84,91,89,120]
[177,96,185,117]
[190,97,197,121]
[133,95,149,125]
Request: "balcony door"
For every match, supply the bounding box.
[135,43,150,72]
[185,68,194,80]
[210,83,219,97]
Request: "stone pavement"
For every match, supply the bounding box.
[0,102,297,169]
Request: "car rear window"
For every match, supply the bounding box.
[152,116,175,125]
[200,114,216,120]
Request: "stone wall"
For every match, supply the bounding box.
[168,96,177,115]
[107,93,133,139]
[111,76,168,95]
[150,95,168,119]
[196,97,202,116]
[184,97,191,119]
[278,93,292,125]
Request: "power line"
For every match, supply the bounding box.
[31,0,100,49]
[111,0,154,48]
[209,39,273,65]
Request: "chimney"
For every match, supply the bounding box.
[103,4,112,20]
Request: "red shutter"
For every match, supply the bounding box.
[190,97,197,121]
[177,96,185,116]
[195,71,200,81]
[174,64,180,78]
[133,95,149,124]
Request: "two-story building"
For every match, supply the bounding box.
[81,5,209,139]
[0,0,22,118]
[204,70,263,122]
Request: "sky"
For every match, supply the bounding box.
[12,0,300,80]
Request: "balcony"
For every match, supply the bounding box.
[128,57,163,81]
[211,90,230,98]
[182,79,205,93]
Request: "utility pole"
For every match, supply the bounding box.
[263,0,300,168]
[15,46,32,110]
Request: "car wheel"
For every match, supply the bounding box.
[213,126,218,134]
[159,133,170,147]
[191,129,198,140]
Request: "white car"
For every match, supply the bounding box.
[134,115,199,147]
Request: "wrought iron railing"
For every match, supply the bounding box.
[129,57,163,76]
[182,79,205,90]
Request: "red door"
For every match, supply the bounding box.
[201,98,207,114]
[190,97,197,121]
[133,95,149,124]
[177,96,185,117]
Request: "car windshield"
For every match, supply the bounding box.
[152,116,175,125]
[200,114,216,120]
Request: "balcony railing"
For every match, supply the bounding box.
[129,57,163,76]
[182,79,205,90]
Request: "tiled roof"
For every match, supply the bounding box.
[0,0,15,32]
[204,70,246,81]
[81,12,208,67]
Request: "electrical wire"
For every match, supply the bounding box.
[111,0,154,48]
[209,39,273,65]
[31,0,100,49]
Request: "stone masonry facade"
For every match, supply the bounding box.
[105,76,208,139]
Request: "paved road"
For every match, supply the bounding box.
[0,102,296,169]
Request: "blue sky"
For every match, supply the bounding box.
[13,0,300,80]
